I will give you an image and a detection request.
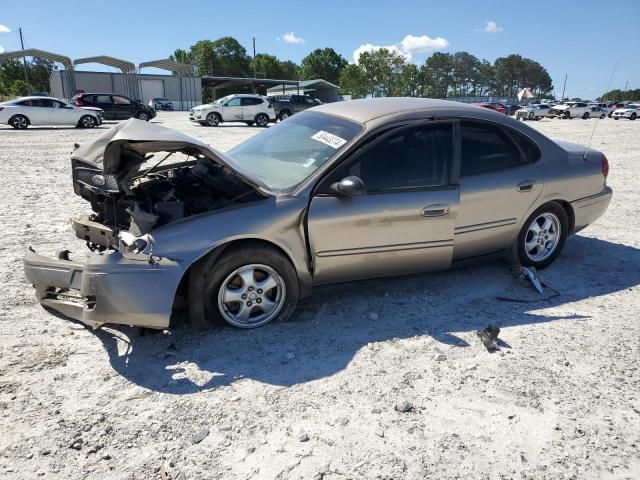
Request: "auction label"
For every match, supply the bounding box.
[311,130,347,149]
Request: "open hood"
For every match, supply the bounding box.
[71,118,268,193]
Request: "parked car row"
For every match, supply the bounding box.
[514,101,639,121]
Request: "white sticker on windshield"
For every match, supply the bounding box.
[311,130,347,149]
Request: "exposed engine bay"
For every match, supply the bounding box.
[71,150,263,251]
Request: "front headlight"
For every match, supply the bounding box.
[119,231,155,259]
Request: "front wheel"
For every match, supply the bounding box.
[630,113,637,121]
[137,112,149,121]
[506,202,568,270]
[599,114,606,119]
[10,114,29,129]
[206,112,220,126]
[196,245,299,328]
[582,112,590,120]
[255,113,269,127]
[78,115,97,128]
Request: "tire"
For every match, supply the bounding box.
[196,245,299,329]
[630,113,637,121]
[206,112,220,126]
[506,202,569,270]
[614,117,619,120]
[608,113,612,118]
[137,112,149,121]
[528,112,535,120]
[564,111,571,119]
[279,110,291,121]
[78,115,97,129]
[255,113,269,127]
[10,114,29,129]
[599,114,606,119]
[245,121,254,126]
[582,112,590,120]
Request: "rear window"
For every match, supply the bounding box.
[509,129,541,164]
[460,121,521,176]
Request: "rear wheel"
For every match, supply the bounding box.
[255,113,269,127]
[279,110,291,121]
[137,112,149,121]
[582,112,590,120]
[630,113,637,121]
[196,245,299,329]
[10,114,29,129]
[206,112,220,126]
[506,202,568,270]
[599,114,606,119]
[564,111,571,119]
[78,115,97,128]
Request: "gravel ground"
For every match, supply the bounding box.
[0,112,639,480]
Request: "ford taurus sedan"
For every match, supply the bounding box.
[23,98,612,330]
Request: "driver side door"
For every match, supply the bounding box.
[221,97,243,121]
[307,121,460,285]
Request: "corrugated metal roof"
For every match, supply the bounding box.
[74,56,136,73]
[267,78,338,92]
[0,48,73,69]
[138,60,194,75]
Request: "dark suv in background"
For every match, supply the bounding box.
[71,93,156,121]
[270,94,321,121]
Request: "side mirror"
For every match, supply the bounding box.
[331,176,366,197]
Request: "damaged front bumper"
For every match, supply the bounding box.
[23,248,184,330]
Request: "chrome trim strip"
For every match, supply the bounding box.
[316,239,453,257]
[455,218,517,234]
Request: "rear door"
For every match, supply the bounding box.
[308,121,460,284]
[90,95,115,119]
[240,97,262,120]
[453,119,543,259]
[112,95,134,119]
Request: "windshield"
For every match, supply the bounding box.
[212,95,233,106]
[226,111,362,193]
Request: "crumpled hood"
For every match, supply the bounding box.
[70,118,267,193]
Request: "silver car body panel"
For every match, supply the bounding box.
[24,99,612,329]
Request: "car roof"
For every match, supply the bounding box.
[15,96,63,101]
[313,97,490,123]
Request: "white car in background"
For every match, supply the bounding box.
[516,103,551,121]
[0,96,103,129]
[548,101,593,119]
[612,103,639,121]
[189,94,276,127]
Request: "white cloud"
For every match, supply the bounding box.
[400,34,449,54]
[352,33,449,64]
[476,21,503,33]
[278,32,305,44]
[0,45,5,54]
[0,24,11,33]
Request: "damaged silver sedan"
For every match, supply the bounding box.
[24,98,612,329]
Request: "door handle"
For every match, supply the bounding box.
[421,204,450,217]
[517,180,537,192]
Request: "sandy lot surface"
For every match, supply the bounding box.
[0,112,639,480]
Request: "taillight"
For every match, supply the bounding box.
[75,96,84,106]
[601,153,609,178]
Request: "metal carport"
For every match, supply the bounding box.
[73,56,139,100]
[138,60,199,110]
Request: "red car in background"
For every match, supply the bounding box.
[473,102,506,114]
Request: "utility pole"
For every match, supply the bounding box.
[623,80,629,92]
[560,74,567,101]
[19,27,29,84]
[252,37,257,94]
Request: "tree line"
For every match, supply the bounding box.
[0,57,56,98]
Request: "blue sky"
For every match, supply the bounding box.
[1,0,638,98]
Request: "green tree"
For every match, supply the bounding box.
[357,48,406,97]
[397,63,422,96]
[252,54,283,79]
[9,79,34,97]
[450,51,480,96]
[338,63,369,98]
[279,60,300,80]
[301,48,347,84]
[421,52,453,97]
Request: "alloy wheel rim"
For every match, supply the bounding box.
[138,113,148,121]
[82,116,94,127]
[217,264,286,327]
[257,115,268,126]
[14,117,26,128]
[207,114,218,126]
[524,212,561,262]
[281,112,289,120]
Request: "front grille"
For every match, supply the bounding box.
[73,167,119,193]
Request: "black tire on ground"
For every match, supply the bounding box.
[137,112,150,121]
[599,114,606,119]
[255,113,269,127]
[279,110,291,121]
[608,113,612,118]
[564,111,571,119]
[206,112,220,126]
[10,114,29,129]
[191,244,299,329]
[245,121,254,126]
[630,113,637,121]
[582,112,590,120]
[77,115,97,128]
[614,117,619,120]
[505,202,569,270]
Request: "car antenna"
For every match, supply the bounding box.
[588,61,618,149]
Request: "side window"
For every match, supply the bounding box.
[460,121,521,176]
[32,99,53,108]
[95,95,112,104]
[343,124,453,192]
[17,100,33,106]
[509,129,541,164]
[113,96,131,105]
[226,97,242,107]
[241,97,262,106]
